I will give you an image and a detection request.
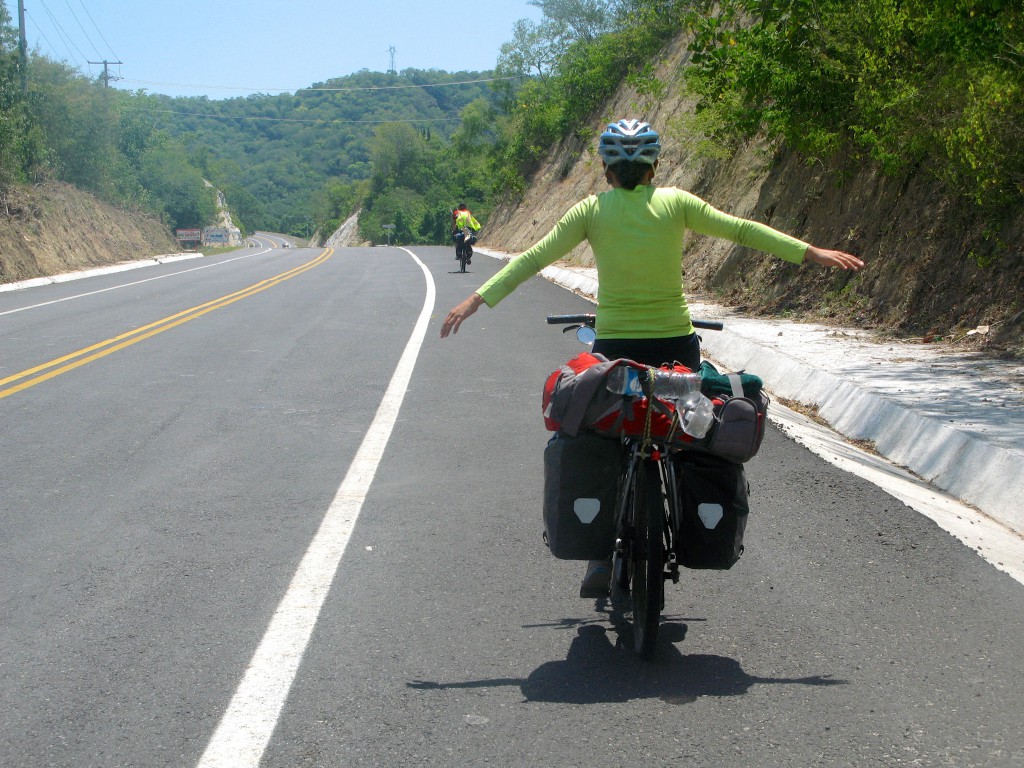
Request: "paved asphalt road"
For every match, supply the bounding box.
[1,243,1022,767]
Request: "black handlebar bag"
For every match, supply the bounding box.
[674,453,750,569]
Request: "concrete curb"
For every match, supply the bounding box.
[540,264,599,298]
[0,253,204,293]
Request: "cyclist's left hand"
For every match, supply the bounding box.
[441,293,484,338]
[805,246,864,271]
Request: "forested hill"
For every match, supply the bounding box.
[146,69,498,238]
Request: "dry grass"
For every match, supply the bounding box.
[774,395,883,457]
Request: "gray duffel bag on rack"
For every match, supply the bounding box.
[693,361,770,464]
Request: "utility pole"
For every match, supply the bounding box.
[17,0,27,92]
[88,60,123,88]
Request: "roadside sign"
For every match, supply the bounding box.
[203,227,230,244]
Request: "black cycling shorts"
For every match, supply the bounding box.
[592,334,701,372]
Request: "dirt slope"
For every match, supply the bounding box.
[0,182,179,284]
[482,35,1024,358]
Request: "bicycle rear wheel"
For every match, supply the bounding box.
[630,458,664,660]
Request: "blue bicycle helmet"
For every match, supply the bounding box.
[598,119,661,165]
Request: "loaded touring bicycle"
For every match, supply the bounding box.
[543,313,768,659]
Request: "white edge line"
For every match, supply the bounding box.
[0,253,201,292]
[0,249,274,316]
[196,247,436,768]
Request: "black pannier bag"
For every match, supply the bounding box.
[543,432,624,560]
[674,453,750,569]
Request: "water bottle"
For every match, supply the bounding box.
[607,367,701,398]
[651,370,701,400]
[606,366,644,396]
[678,391,715,438]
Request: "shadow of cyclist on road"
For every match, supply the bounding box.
[524,623,844,704]
[408,621,845,705]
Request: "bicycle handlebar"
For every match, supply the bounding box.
[546,314,594,325]
[546,313,723,331]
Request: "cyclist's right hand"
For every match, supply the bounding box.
[805,245,864,271]
[441,293,484,338]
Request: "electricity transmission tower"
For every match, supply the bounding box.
[387,46,397,75]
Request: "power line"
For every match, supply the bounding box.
[23,0,121,82]
[33,0,87,67]
[114,75,518,94]
[75,0,119,60]
[123,107,464,125]
[62,0,102,59]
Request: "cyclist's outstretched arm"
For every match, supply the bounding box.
[441,292,485,338]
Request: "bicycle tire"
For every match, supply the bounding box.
[630,458,664,660]
[458,244,468,273]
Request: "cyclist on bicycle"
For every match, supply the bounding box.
[452,203,481,263]
[440,118,863,594]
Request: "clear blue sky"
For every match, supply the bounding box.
[4,0,543,98]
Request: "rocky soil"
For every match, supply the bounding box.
[0,182,179,285]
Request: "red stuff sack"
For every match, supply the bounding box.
[541,352,696,444]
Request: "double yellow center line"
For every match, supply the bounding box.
[0,248,334,400]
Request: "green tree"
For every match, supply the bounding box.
[0,6,50,192]
[418,203,453,243]
[0,10,26,189]
[310,179,360,238]
[368,122,433,194]
[139,144,216,229]
[681,0,1024,209]
[496,18,565,81]
[358,186,424,244]
[528,0,621,43]
[488,0,685,198]
[444,98,498,203]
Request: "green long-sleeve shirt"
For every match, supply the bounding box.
[477,185,810,339]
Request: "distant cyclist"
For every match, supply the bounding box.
[440,118,863,594]
[452,203,481,263]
